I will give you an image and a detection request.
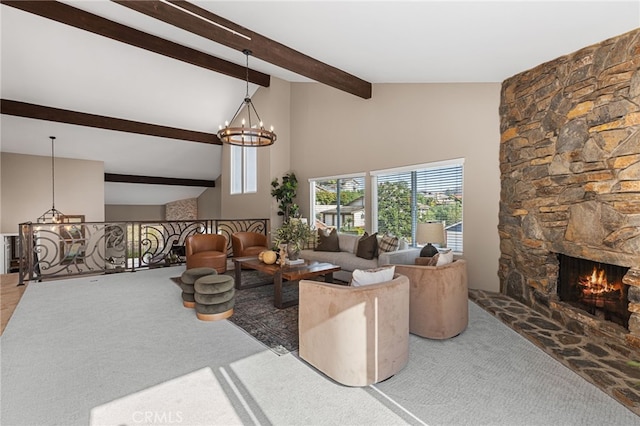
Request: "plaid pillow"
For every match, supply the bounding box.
[378,234,399,254]
[303,229,319,250]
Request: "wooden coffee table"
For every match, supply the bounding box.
[233,256,341,309]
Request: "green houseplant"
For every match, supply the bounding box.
[274,219,315,261]
[271,172,299,221]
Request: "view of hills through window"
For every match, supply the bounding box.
[376,163,463,252]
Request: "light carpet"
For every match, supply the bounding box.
[1,266,638,425]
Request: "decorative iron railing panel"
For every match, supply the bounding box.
[18,219,269,284]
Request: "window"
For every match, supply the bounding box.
[372,159,463,252]
[230,145,257,194]
[309,175,365,234]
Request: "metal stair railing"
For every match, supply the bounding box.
[18,218,270,284]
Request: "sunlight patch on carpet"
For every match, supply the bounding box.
[89,367,243,426]
[228,351,411,425]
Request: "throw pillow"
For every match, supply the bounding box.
[351,265,395,286]
[378,234,399,253]
[356,232,378,260]
[399,238,410,250]
[428,254,440,266]
[338,232,361,254]
[436,249,454,266]
[315,228,340,252]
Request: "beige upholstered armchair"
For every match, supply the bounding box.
[298,274,410,387]
[394,259,468,339]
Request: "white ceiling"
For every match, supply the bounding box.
[1,1,639,205]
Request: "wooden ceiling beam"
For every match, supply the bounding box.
[0,0,270,87]
[105,173,215,187]
[114,0,372,99]
[1,99,222,145]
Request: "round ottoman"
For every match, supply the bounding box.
[180,267,217,308]
[194,274,235,321]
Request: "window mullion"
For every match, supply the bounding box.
[241,147,246,193]
[336,178,341,230]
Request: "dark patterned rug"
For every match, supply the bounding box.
[171,270,299,355]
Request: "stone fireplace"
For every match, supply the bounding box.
[498,28,640,353]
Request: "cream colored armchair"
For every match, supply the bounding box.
[394,259,468,339]
[298,274,410,387]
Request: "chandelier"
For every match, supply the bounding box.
[37,136,65,223]
[217,50,276,147]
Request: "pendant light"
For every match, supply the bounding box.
[217,50,276,147]
[37,136,65,223]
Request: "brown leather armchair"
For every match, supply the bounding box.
[185,234,228,273]
[231,232,269,258]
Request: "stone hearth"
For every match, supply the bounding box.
[470,290,640,416]
[498,28,640,352]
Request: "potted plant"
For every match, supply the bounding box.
[274,219,315,261]
[271,172,300,221]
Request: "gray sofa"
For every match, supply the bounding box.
[300,232,420,282]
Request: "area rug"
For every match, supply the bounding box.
[171,270,299,355]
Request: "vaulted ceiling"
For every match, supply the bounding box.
[1,1,638,205]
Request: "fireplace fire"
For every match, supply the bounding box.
[557,254,630,329]
[579,267,616,295]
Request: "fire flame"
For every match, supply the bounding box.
[578,266,621,296]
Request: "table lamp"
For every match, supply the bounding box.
[416,221,446,257]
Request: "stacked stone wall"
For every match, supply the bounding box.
[498,28,640,347]
[165,198,198,221]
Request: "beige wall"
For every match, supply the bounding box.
[1,152,104,233]
[197,178,222,219]
[105,204,165,222]
[0,148,3,231]
[221,77,292,240]
[266,78,293,231]
[290,83,502,291]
